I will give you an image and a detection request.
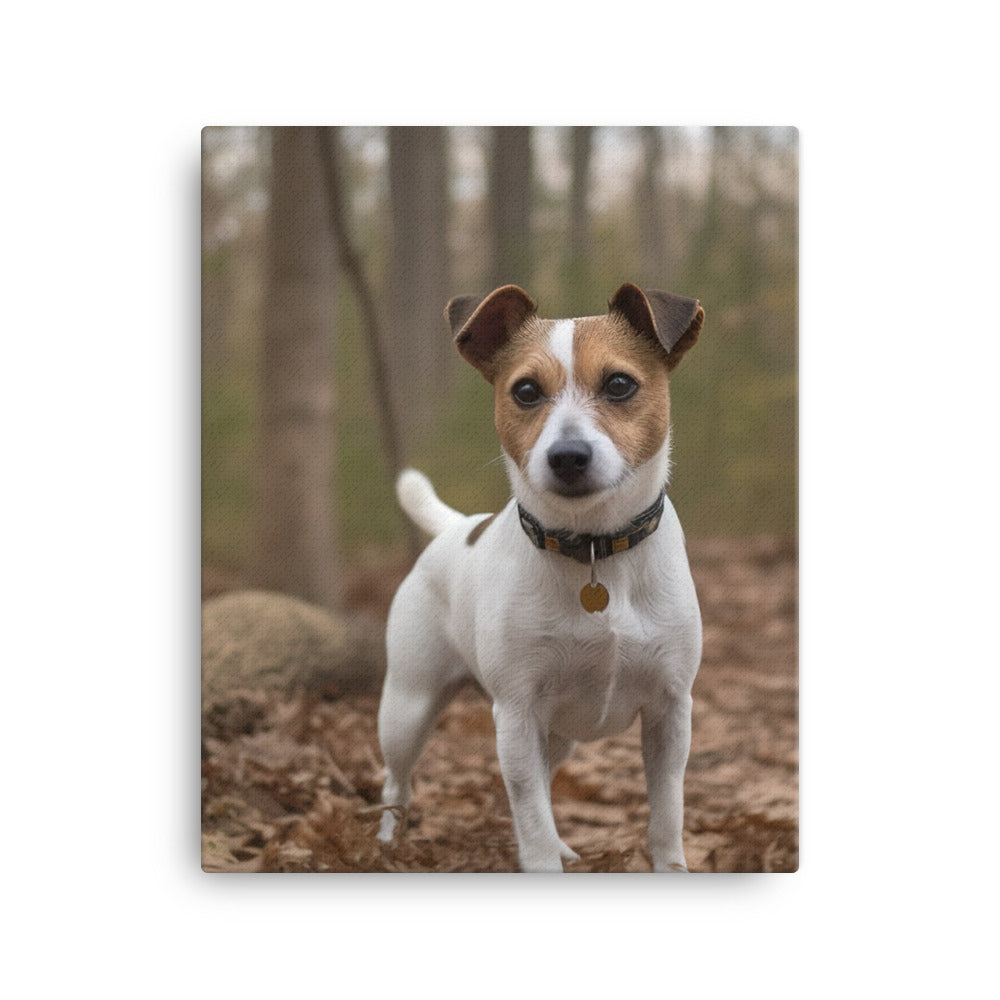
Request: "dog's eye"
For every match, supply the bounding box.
[603,373,639,401]
[511,379,544,407]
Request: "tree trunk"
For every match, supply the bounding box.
[489,127,533,290]
[386,127,451,450]
[201,130,233,371]
[256,126,339,608]
[562,125,593,312]
[315,127,422,558]
[636,126,668,288]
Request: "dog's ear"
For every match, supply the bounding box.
[452,285,537,381]
[608,282,704,371]
[445,295,484,338]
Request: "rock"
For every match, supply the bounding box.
[202,590,386,705]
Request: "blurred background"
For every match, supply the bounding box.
[202,126,797,609]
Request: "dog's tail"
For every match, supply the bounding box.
[396,468,465,538]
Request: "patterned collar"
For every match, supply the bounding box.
[516,491,665,565]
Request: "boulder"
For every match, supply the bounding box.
[202,590,386,705]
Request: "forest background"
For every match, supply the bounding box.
[202,125,797,603]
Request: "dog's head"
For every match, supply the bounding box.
[448,283,704,526]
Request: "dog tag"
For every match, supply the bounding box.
[580,582,609,613]
[581,539,609,612]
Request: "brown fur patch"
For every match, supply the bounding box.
[664,305,703,371]
[466,512,498,546]
[485,313,673,473]
[453,286,537,380]
[571,315,671,467]
[489,317,565,470]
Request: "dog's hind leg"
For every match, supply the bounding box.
[376,677,458,845]
[376,588,465,845]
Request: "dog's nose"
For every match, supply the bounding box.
[547,439,592,486]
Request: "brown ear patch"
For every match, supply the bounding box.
[445,295,484,337]
[453,285,537,381]
[608,282,704,370]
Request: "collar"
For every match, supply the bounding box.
[516,491,665,565]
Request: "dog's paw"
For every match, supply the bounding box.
[559,841,581,864]
[519,857,567,873]
[518,842,578,872]
[375,804,407,844]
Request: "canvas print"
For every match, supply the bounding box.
[202,126,798,873]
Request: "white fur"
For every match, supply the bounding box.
[377,332,701,873]
[547,318,576,375]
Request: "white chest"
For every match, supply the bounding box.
[477,583,695,741]
[446,502,702,743]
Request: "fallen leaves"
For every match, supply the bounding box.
[202,535,798,873]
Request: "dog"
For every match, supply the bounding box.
[376,282,705,872]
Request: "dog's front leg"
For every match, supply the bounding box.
[493,703,579,872]
[641,695,693,872]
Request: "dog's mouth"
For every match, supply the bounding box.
[548,478,601,499]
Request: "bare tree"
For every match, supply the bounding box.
[201,134,228,370]
[386,127,451,448]
[315,127,421,558]
[255,126,338,608]
[489,127,533,289]
[560,125,593,311]
[636,126,668,288]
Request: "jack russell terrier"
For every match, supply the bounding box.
[376,282,705,872]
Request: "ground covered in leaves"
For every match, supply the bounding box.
[202,536,797,873]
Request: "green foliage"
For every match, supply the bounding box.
[201,358,257,569]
